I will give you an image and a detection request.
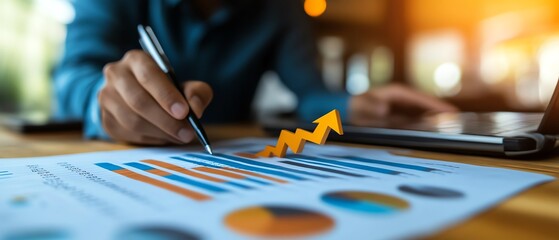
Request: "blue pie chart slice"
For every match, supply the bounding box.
[321,191,409,214]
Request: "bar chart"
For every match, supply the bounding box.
[142,159,257,189]
[96,163,211,201]
[96,152,448,202]
[325,155,443,172]
[287,154,404,175]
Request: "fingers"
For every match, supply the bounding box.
[101,109,169,146]
[101,52,196,144]
[123,50,189,120]
[183,81,213,118]
[348,84,458,125]
[104,58,195,143]
[377,84,458,113]
[350,93,390,120]
[99,87,182,145]
[100,50,213,145]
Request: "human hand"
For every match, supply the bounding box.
[99,50,213,145]
[349,84,458,125]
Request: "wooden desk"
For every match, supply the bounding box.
[1,125,558,239]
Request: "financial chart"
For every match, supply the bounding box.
[0,138,552,240]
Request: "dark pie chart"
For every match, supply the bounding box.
[116,226,199,240]
[398,184,464,198]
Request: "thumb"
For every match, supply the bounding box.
[183,81,213,118]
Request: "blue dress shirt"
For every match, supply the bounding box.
[54,0,349,139]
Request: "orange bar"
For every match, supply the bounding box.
[143,159,226,183]
[146,168,171,176]
[194,167,248,179]
[114,169,210,201]
[224,167,288,184]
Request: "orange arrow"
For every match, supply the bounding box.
[256,109,344,158]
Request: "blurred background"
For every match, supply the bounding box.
[0,0,72,118]
[1,0,559,120]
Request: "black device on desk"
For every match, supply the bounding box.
[264,80,559,158]
[0,113,82,133]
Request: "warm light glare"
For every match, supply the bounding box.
[346,54,370,95]
[409,30,464,96]
[434,62,462,96]
[370,46,394,85]
[538,38,559,105]
[35,0,75,24]
[347,73,369,95]
[319,37,345,91]
[304,0,327,17]
[480,50,510,84]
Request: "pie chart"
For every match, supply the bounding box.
[321,191,410,214]
[398,184,464,198]
[224,205,334,237]
[116,226,199,240]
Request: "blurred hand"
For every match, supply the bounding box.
[349,84,458,126]
[99,50,213,145]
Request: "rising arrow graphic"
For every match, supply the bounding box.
[256,109,344,158]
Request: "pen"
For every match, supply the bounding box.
[137,24,213,155]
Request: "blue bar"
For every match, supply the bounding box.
[0,171,8,173]
[326,155,439,172]
[170,157,274,186]
[125,162,154,171]
[96,163,124,171]
[0,173,13,176]
[165,175,228,193]
[173,156,307,181]
[225,181,253,189]
[171,156,218,168]
[288,155,402,175]
[212,153,334,179]
[244,177,272,186]
[125,162,228,193]
[287,158,348,169]
[279,161,367,178]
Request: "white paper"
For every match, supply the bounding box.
[0,138,553,240]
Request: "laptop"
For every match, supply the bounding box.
[263,81,559,158]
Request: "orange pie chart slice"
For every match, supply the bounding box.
[224,205,334,238]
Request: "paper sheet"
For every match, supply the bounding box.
[0,138,553,240]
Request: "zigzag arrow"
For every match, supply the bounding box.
[256,109,344,158]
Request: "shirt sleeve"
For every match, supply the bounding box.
[271,1,351,122]
[53,0,141,139]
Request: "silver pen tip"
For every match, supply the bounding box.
[205,145,214,155]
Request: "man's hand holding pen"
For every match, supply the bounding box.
[99,49,213,145]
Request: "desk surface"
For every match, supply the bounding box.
[1,125,558,239]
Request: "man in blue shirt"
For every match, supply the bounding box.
[55,0,456,145]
